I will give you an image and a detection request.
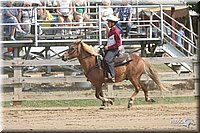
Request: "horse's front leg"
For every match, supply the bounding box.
[99,89,113,106]
[95,86,113,106]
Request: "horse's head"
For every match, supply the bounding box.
[62,39,82,61]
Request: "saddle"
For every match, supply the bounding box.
[114,53,132,66]
[97,46,132,69]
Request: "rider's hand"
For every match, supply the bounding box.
[104,46,109,51]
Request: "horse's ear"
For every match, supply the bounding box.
[73,39,80,46]
[77,39,82,55]
[80,39,83,45]
[75,39,82,45]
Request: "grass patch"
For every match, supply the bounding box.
[2,96,196,108]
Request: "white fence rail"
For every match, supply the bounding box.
[1,56,198,103]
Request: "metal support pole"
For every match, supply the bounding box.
[160,4,164,46]
[149,12,153,38]
[171,7,176,47]
[188,14,193,54]
[136,0,140,33]
[98,6,102,46]
[45,46,51,74]
[141,42,146,57]
[13,47,19,58]
[34,7,38,46]
[198,19,200,54]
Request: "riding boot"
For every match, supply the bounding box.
[105,72,115,83]
[107,72,112,79]
[104,72,111,81]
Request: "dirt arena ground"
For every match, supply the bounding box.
[2,102,198,132]
[2,79,199,132]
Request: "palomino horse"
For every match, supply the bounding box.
[62,40,167,108]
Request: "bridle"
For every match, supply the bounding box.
[65,42,95,61]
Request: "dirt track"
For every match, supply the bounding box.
[3,102,198,132]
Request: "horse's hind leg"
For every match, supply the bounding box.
[140,82,155,102]
[128,78,142,108]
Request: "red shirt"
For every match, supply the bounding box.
[107,26,122,50]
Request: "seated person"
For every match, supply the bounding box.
[73,0,91,34]
[2,0,27,41]
[114,0,133,38]
[56,0,73,35]
[99,0,113,35]
[38,1,54,27]
[18,1,33,34]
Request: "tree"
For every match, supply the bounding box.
[187,1,200,53]
[188,1,200,19]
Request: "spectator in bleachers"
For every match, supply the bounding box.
[18,0,33,34]
[114,0,133,38]
[176,24,185,53]
[56,0,74,35]
[39,1,54,27]
[73,0,91,34]
[2,0,27,41]
[52,0,59,13]
[99,0,114,35]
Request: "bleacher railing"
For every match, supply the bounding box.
[0,4,198,56]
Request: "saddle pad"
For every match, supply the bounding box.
[114,53,132,66]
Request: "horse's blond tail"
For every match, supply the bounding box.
[143,59,168,92]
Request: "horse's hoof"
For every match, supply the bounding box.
[150,98,156,102]
[146,98,156,102]
[127,100,133,109]
[108,99,113,105]
[101,104,105,106]
[99,106,105,110]
[127,103,132,109]
[101,103,106,106]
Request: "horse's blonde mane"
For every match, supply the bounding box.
[81,41,99,56]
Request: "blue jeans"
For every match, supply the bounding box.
[116,22,131,37]
[104,49,119,78]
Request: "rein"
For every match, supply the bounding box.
[67,41,102,78]
[79,54,100,77]
[78,54,92,61]
[84,63,99,77]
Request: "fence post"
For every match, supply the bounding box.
[107,83,114,99]
[193,60,199,97]
[13,58,23,106]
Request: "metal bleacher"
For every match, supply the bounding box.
[0,3,162,55]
